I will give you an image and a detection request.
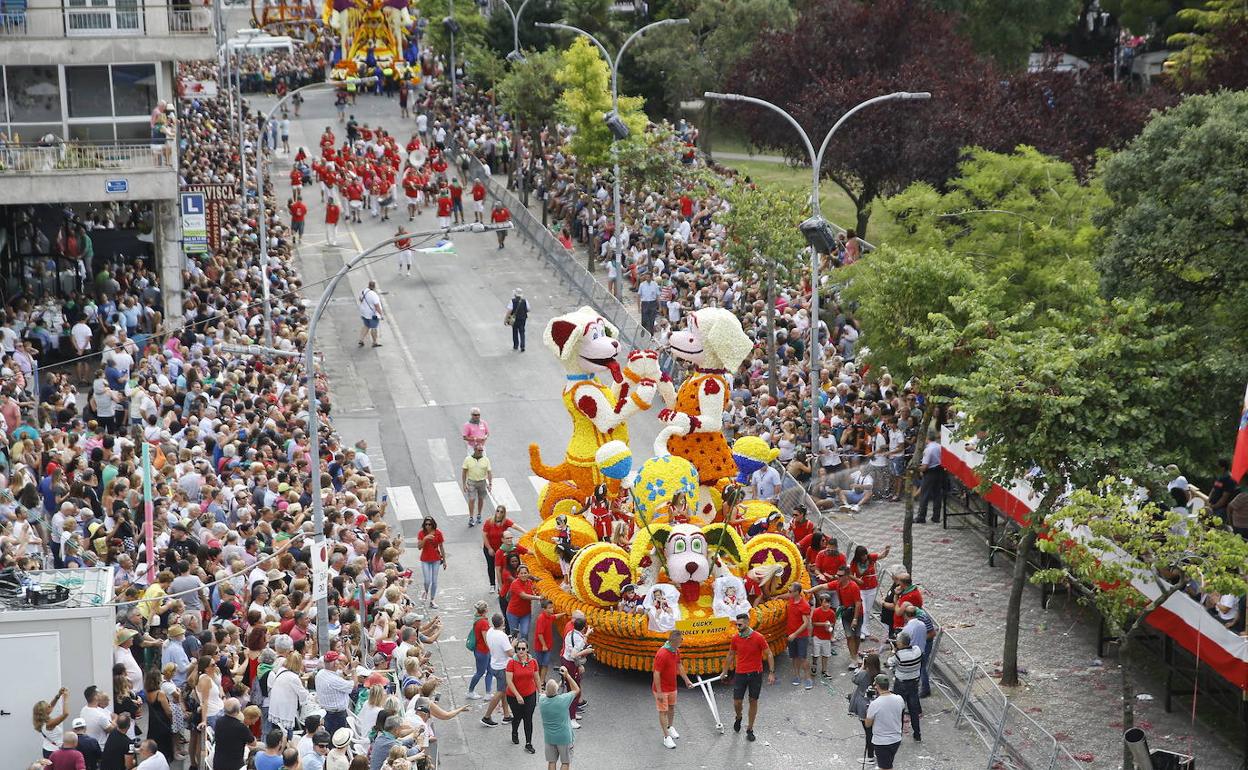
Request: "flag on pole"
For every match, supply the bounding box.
[1232,381,1248,481]
[416,239,455,254]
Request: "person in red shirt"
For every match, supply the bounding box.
[481,505,522,589]
[416,516,445,609]
[678,190,694,219]
[788,504,815,545]
[403,171,423,220]
[835,567,864,664]
[490,201,511,249]
[884,571,923,633]
[784,582,813,688]
[467,600,493,700]
[813,537,847,586]
[435,187,453,229]
[532,598,557,681]
[721,613,774,742]
[449,179,464,225]
[289,166,303,189]
[810,591,838,679]
[346,178,364,223]
[849,544,891,618]
[394,225,413,276]
[471,178,487,223]
[505,639,541,753]
[652,629,694,749]
[287,197,307,244]
[505,564,539,644]
[324,196,341,247]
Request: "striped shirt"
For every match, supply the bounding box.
[890,645,923,681]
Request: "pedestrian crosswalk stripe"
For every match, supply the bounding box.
[490,477,521,514]
[428,438,456,481]
[528,475,547,497]
[433,481,469,517]
[386,485,422,522]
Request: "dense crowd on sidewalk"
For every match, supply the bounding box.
[13,61,467,770]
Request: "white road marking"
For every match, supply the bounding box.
[528,475,548,498]
[427,438,456,481]
[433,481,470,517]
[489,477,521,514]
[386,485,422,522]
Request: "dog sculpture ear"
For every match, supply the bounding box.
[701,523,745,565]
[549,319,577,356]
[649,523,673,551]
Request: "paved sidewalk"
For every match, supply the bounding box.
[829,500,1241,768]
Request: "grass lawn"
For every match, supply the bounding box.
[714,158,896,246]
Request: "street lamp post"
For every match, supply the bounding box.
[702,90,931,460]
[537,19,689,273]
[228,221,509,654]
[253,77,373,348]
[500,0,532,61]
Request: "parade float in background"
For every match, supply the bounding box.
[519,306,809,674]
[324,0,420,81]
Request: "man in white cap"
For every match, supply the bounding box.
[71,716,103,770]
[504,288,528,352]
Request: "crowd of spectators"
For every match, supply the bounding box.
[13,60,460,770]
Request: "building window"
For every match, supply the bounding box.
[6,66,61,124]
[66,65,113,119]
[111,64,157,117]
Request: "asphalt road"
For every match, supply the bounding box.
[266,86,982,769]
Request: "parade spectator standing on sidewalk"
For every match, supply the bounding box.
[887,631,923,742]
[638,273,659,333]
[652,630,693,750]
[916,435,945,524]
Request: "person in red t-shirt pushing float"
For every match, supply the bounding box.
[653,630,695,749]
[721,612,776,742]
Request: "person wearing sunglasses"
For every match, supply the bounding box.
[505,640,540,754]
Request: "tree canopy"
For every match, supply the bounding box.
[931,0,1082,69]
[555,36,649,169]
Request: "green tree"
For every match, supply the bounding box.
[462,40,507,90]
[632,0,796,115]
[1169,0,1248,82]
[555,36,648,170]
[1035,481,1248,770]
[882,145,1107,316]
[932,0,1083,69]
[424,0,489,65]
[841,247,982,572]
[497,49,565,128]
[936,297,1206,687]
[716,180,806,398]
[1097,90,1248,474]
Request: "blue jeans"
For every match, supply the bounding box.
[469,650,493,694]
[507,612,532,643]
[421,560,440,600]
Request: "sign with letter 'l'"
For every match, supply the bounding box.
[180,192,208,254]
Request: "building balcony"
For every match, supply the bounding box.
[0,140,177,204]
[0,0,217,64]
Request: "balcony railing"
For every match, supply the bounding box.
[0,140,175,173]
[0,2,214,38]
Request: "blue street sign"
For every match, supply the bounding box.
[105,179,128,194]
[181,193,205,216]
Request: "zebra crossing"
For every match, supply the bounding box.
[391,438,557,520]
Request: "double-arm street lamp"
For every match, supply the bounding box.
[223,220,510,653]
[537,18,689,273]
[702,90,931,460]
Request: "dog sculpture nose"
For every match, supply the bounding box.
[685,562,699,575]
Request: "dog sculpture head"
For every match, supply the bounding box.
[667,308,752,371]
[545,306,623,382]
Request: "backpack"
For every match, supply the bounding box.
[465,620,478,651]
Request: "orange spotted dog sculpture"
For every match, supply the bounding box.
[530,306,661,519]
[661,308,754,506]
